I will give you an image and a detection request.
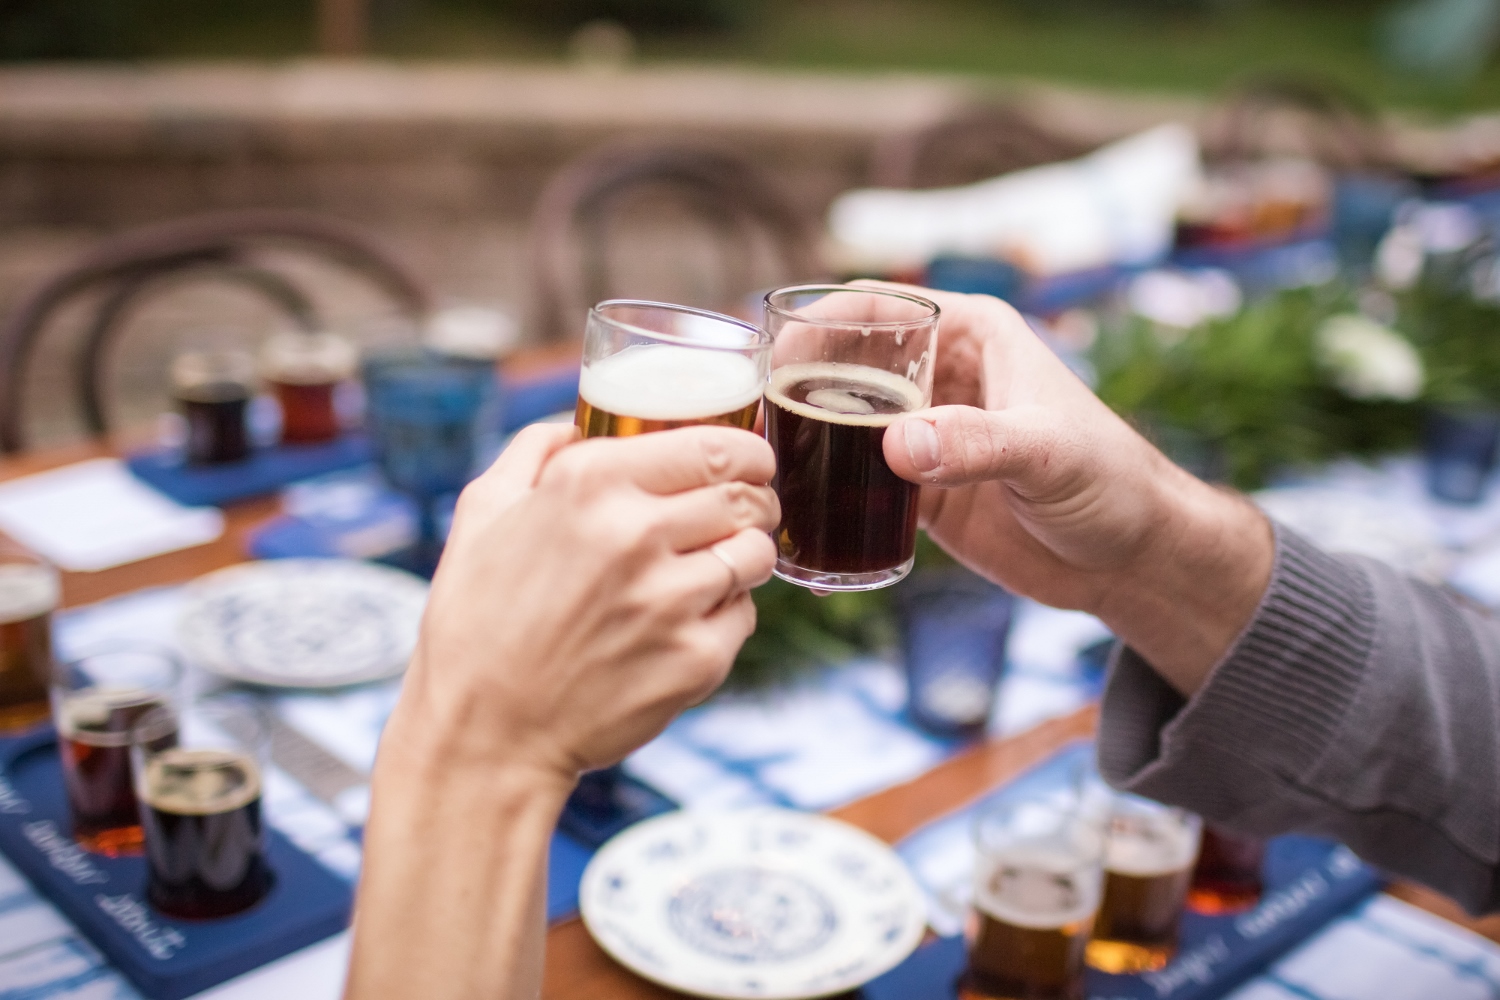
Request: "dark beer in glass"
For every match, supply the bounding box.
[763,286,938,591]
[1188,824,1266,915]
[262,332,357,445]
[0,548,58,734]
[575,300,769,440]
[52,649,180,856]
[170,350,256,465]
[134,698,272,919]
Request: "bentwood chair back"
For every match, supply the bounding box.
[526,143,821,343]
[868,102,1089,191]
[0,209,433,453]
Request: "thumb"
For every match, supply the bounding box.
[884,404,1054,488]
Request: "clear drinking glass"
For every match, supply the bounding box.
[964,788,1105,1000]
[132,695,273,920]
[575,300,770,440]
[1086,793,1202,974]
[0,541,58,735]
[51,646,181,856]
[763,285,939,591]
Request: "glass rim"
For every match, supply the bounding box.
[762,284,941,329]
[589,299,771,353]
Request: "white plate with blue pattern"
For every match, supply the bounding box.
[179,559,428,688]
[579,807,927,999]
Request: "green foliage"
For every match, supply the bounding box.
[1397,271,1500,407]
[1092,286,1420,489]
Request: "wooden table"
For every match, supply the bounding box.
[2,364,1497,997]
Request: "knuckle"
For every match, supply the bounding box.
[699,433,734,482]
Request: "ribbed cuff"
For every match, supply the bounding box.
[1098,524,1376,803]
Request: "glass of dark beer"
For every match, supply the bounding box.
[763,285,938,592]
[1086,794,1202,974]
[1187,824,1266,915]
[170,348,257,465]
[0,542,59,735]
[963,791,1105,1000]
[261,332,357,445]
[132,695,273,920]
[50,648,181,856]
[576,300,770,440]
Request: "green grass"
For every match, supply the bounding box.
[8,0,1500,115]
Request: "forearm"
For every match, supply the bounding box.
[1094,465,1275,697]
[1099,526,1500,913]
[345,710,572,1000]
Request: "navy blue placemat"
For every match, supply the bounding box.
[0,725,352,1000]
[866,743,1384,1000]
[126,434,374,508]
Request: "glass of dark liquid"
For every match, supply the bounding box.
[763,285,938,591]
[170,348,257,465]
[50,647,181,856]
[1187,824,1266,915]
[132,696,273,920]
[261,332,357,446]
[963,786,1105,1000]
[0,540,59,735]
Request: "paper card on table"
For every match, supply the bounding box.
[0,459,223,572]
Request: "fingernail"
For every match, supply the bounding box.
[903,419,941,472]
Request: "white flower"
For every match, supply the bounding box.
[1316,313,1425,402]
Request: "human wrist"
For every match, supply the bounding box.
[1096,466,1274,696]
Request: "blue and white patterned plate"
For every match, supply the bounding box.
[178,559,428,688]
[580,808,927,999]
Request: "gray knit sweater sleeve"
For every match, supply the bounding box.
[1098,524,1500,913]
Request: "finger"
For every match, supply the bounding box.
[884,404,1061,489]
[655,482,780,553]
[667,527,778,616]
[680,591,759,705]
[548,425,775,495]
[463,422,578,509]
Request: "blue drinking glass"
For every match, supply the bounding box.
[362,348,497,576]
[897,569,1016,738]
[1424,407,1500,505]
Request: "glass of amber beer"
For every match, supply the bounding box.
[1087,794,1202,974]
[132,695,273,919]
[575,300,770,440]
[261,331,357,445]
[763,285,938,591]
[0,541,59,735]
[1187,824,1266,915]
[963,791,1105,1000]
[51,647,181,856]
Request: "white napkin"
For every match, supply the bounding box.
[0,458,224,572]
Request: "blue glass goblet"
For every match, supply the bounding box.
[362,348,497,576]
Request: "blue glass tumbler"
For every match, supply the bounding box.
[362,348,497,576]
[897,569,1015,738]
[1424,407,1500,505]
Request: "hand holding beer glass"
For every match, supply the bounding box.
[763,285,938,591]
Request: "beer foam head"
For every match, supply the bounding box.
[766,362,925,427]
[143,748,261,815]
[1105,814,1200,876]
[579,344,764,421]
[973,848,1102,929]
[0,562,57,624]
